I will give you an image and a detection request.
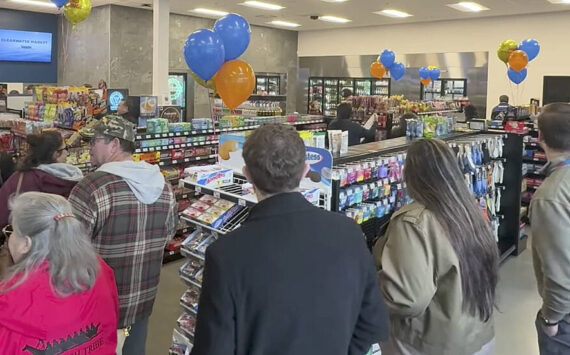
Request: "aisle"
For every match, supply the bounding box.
[147,247,542,354]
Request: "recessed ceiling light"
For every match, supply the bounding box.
[191,8,229,17]
[375,9,413,18]
[269,20,301,27]
[8,0,56,8]
[241,1,284,11]
[447,2,489,12]
[319,15,351,23]
[548,0,570,3]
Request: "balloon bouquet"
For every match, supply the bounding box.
[51,0,92,28]
[418,66,440,87]
[369,50,406,81]
[183,14,255,110]
[497,39,540,84]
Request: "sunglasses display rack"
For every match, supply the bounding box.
[330,130,527,263]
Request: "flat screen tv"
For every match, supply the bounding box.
[0,29,53,63]
[543,76,570,105]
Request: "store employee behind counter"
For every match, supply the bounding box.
[329,103,377,146]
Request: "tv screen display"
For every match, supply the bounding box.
[0,29,53,63]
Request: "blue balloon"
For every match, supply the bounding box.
[183,29,225,81]
[419,66,430,80]
[51,0,68,7]
[380,50,396,69]
[214,14,251,61]
[508,67,527,84]
[390,62,406,81]
[429,68,441,81]
[519,39,540,61]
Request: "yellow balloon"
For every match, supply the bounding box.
[427,65,437,70]
[190,71,217,94]
[64,0,92,27]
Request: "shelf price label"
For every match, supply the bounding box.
[195,186,202,193]
[238,199,246,207]
[213,192,220,198]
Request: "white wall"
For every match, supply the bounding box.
[298,11,570,117]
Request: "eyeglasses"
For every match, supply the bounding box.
[2,224,13,239]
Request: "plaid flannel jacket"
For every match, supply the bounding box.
[69,171,177,328]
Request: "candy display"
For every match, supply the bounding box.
[181,195,244,229]
[177,313,197,337]
[406,115,454,139]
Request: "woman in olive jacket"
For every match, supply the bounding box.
[374,139,499,355]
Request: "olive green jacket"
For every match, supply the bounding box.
[530,155,570,323]
[373,202,494,355]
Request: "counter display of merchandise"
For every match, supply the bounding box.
[329,131,525,262]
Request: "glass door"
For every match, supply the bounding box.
[323,78,339,117]
[308,78,323,115]
[372,79,390,96]
[355,79,372,96]
[267,76,280,96]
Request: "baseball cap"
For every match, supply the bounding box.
[79,115,136,142]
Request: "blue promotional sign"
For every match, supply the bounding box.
[0,29,52,63]
[108,90,125,112]
[301,147,333,192]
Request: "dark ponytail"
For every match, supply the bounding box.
[18,131,63,171]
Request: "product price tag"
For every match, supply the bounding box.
[195,186,202,193]
[172,160,178,164]
[169,145,174,149]
[213,192,220,199]
[143,148,149,152]
[169,133,174,137]
[238,199,246,207]
[154,134,161,139]
[175,145,180,149]
[397,183,402,190]
[136,135,142,140]
[212,231,218,238]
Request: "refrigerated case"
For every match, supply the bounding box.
[308,77,391,117]
[421,78,467,100]
[255,75,281,95]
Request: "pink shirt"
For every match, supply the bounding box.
[0,257,118,354]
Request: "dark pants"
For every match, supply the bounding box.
[536,315,570,354]
[122,317,150,355]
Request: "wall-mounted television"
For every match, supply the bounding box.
[0,29,52,63]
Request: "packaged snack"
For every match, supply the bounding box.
[191,201,211,213]
[181,207,202,220]
[199,195,219,205]
[184,165,234,187]
[195,235,217,255]
[207,206,225,219]
[214,199,235,210]
[197,213,216,225]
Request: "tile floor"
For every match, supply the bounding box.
[147,245,542,355]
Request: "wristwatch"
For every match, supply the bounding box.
[539,312,559,326]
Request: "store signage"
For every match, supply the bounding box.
[108,91,125,111]
[302,147,332,191]
[0,29,52,63]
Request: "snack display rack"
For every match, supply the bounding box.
[520,120,545,231]
[329,130,526,262]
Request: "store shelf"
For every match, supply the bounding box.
[163,249,184,264]
[180,207,250,235]
[180,301,197,316]
[179,272,202,289]
[180,176,257,207]
[158,154,217,167]
[135,141,218,154]
[416,110,459,115]
[180,246,205,262]
[499,240,517,263]
[523,157,547,164]
[135,130,215,140]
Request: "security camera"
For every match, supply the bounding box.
[310,15,319,20]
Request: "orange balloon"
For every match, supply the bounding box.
[215,60,255,110]
[369,61,386,79]
[420,78,431,86]
[508,50,528,72]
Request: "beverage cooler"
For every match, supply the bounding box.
[421,78,467,100]
[308,77,391,117]
[255,75,281,96]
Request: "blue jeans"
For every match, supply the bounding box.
[122,317,150,355]
[536,314,570,355]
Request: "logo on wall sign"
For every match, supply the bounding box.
[306,152,323,165]
[109,91,124,111]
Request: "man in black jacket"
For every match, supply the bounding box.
[329,103,377,146]
[191,124,389,355]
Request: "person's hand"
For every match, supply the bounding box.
[542,322,559,337]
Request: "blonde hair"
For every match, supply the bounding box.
[2,192,99,296]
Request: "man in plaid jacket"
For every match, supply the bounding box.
[69,116,177,355]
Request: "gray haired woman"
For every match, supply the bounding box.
[0,192,119,353]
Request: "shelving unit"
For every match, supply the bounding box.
[329,131,526,262]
